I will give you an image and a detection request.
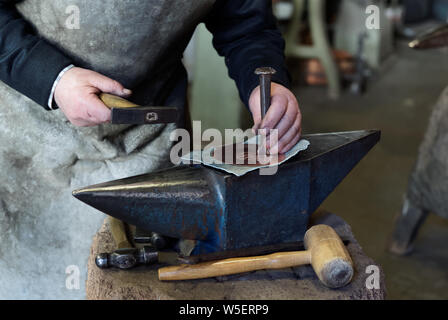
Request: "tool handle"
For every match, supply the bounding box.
[99,93,139,109]
[158,250,311,281]
[108,217,133,249]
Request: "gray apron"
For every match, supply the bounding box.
[0,0,214,299]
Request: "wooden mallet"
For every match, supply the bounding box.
[158,225,354,288]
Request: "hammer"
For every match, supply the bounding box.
[96,217,176,269]
[98,93,178,125]
[95,217,155,269]
[158,225,354,288]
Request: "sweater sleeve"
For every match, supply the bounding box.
[0,0,73,109]
[204,0,291,108]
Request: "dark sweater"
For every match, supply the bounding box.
[0,0,290,111]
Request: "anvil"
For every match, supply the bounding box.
[73,130,380,255]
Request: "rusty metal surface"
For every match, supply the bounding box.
[211,143,286,165]
[73,130,381,255]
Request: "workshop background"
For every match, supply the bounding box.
[185,0,448,299]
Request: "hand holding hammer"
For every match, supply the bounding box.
[158,225,354,288]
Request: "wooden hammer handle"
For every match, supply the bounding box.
[108,217,133,249]
[99,93,139,109]
[158,250,311,281]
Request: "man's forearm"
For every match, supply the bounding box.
[205,0,301,154]
[0,1,73,109]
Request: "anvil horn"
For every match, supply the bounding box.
[73,130,380,254]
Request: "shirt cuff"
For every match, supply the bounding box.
[47,64,75,110]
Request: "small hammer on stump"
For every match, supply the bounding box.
[158,225,354,288]
[96,217,158,269]
[96,217,178,269]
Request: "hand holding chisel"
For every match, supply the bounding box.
[249,67,302,154]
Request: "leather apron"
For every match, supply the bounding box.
[0,0,214,299]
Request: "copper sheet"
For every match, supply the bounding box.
[211,143,286,166]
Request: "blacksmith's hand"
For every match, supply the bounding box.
[54,67,132,127]
[249,83,302,154]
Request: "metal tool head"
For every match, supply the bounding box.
[111,106,179,125]
[95,247,159,269]
[74,130,380,255]
[95,253,109,269]
[255,67,277,119]
[99,93,179,125]
[254,67,277,75]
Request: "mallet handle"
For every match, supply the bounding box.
[158,250,311,281]
[108,217,133,249]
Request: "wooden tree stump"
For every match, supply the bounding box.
[390,86,448,254]
[86,211,386,300]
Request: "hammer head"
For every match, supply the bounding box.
[95,247,159,269]
[304,225,353,288]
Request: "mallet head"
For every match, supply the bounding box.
[304,225,354,288]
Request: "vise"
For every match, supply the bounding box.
[73,130,380,255]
